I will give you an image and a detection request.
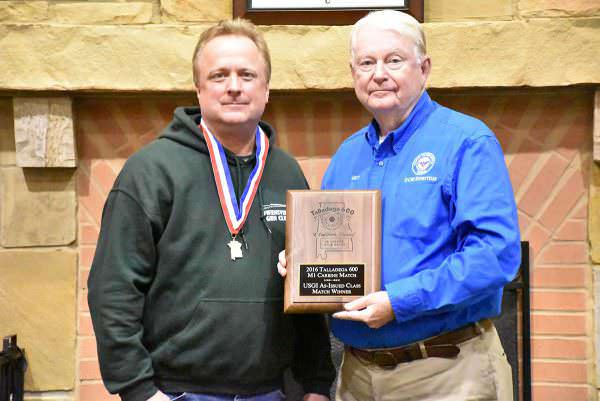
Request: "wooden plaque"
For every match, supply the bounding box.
[233,0,424,25]
[284,190,381,313]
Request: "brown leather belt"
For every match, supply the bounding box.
[347,319,493,369]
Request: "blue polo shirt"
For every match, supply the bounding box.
[322,91,521,348]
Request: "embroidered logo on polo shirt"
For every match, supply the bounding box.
[411,152,436,176]
[404,152,438,183]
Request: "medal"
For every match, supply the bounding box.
[200,119,269,261]
[228,237,244,260]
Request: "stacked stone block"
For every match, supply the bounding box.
[0,97,78,400]
[0,2,598,91]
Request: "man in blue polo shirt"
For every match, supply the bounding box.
[279,9,520,401]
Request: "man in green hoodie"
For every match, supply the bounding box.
[88,19,335,401]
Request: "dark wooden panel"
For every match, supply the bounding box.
[233,0,424,25]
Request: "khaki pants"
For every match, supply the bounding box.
[335,327,513,401]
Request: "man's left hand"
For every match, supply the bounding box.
[303,394,329,401]
[332,291,394,329]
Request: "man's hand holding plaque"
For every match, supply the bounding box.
[331,291,394,328]
[282,190,381,313]
[278,250,393,326]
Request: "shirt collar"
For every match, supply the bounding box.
[365,91,435,154]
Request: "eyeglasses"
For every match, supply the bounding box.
[354,56,416,73]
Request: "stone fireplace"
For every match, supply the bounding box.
[0,2,599,401]
[74,88,593,400]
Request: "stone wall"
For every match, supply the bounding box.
[0,1,599,401]
[0,98,77,396]
[0,1,599,91]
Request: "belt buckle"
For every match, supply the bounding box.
[372,350,398,369]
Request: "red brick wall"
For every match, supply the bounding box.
[76,89,594,401]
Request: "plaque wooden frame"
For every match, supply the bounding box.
[284,190,381,313]
[233,0,424,25]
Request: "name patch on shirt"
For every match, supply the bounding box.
[263,203,286,222]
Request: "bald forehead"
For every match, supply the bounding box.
[351,26,421,59]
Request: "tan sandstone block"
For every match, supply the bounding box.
[0,167,76,247]
[0,1,47,23]
[592,162,600,264]
[25,397,72,401]
[13,97,76,167]
[426,0,513,22]
[0,24,202,91]
[0,99,16,166]
[161,0,231,22]
[0,19,599,91]
[519,0,600,18]
[0,250,77,391]
[426,18,600,88]
[264,25,352,90]
[49,2,153,24]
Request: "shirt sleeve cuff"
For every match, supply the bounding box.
[119,379,159,401]
[384,278,423,323]
[302,380,333,398]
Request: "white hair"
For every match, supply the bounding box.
[350,10,426,59]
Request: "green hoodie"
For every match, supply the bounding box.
[88,107,335,401]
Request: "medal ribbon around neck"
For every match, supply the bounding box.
[200,119,269,236]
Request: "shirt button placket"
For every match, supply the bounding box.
[368,159,386,187]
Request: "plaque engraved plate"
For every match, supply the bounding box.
[299,264,365,297]
[285,190,381,313]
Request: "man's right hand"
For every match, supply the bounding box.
[147,391,170,401]
[277,250,287,277]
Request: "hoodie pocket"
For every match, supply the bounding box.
[155,300,294,383]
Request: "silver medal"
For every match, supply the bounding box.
[228,238,243,260]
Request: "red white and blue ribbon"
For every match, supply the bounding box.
[200,119,269,236]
